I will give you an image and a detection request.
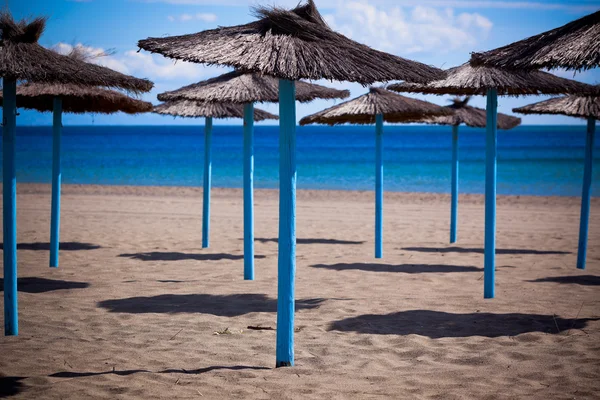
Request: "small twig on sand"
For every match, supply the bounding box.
[477,274,484,281]
[565,302,585,337]
[170,329,183,340]
[552,314,561,334]
[63,360,73,369]
[247,326,275,331]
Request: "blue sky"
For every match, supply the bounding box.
[12,0,600,125]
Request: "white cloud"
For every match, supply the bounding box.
[196,13,218,22]
[167,12,218,22]
[324,2,493,55]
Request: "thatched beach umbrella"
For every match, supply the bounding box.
[0,13,152,336]
[157,70,350,103]
[139,0,445,367]
[300,87,451,258]
[390,62,594,299]
[406,97,521,244]
[0,83,153,114]
[471,10,600,71]
[153,99,278,120]
[513,95,599,270]
[0,83,152,269]
[159,71,349,281]
[154,100,278,257]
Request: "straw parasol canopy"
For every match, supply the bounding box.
[0,12,153,93]
[157,71,350,103]
[414,97,521,129]
[0,83,153,114]
[138,0,444,85]
[388,63,596,97]
[471,11,600,71]
[513,95,600,119]
[153,100,278,121]
[299,87,452,125]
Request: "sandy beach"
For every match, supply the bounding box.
[1,183,599,399]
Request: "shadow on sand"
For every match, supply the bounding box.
[401,246,571,255]
[118,252,266,262]
[330,310,598,338]
[311,263,481,273]
[253,238,365,245]
[0,242,101,251]
[49,365,270,379]
[0,277,89,293]
[98,293,325,316]
[0,375,25,398]
[528,275,600,286]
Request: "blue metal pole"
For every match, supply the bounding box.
[375,114,383,259]
[50,98,63,268]
[3,79,18,335]
[202,117,213,249]
[576,117,596,270]
[484,89,498,299]
[276,79,296,367]
[243,103,255,280]
[450,125,459,244]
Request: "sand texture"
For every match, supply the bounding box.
[1,184,599,399]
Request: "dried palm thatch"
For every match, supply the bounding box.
[412,97,521,129]
[299,87,451,125]
[138,0,444,85]
[153,100,278,121]
[158,71,349,103]
[0,82,153,114]
[388,63,596,96]
[0,12,153,93]
[471,11,600,71]
[513,95,600,120]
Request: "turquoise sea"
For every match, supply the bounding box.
[4,124,599,196]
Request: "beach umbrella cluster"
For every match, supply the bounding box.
[139,0,445,367]
[300,87,451,258]
[0,12,153,336]
[0,81,152,268]
[390,63,595,299]
[2,0,598,372]
[153,98,279,268]
[513,95,599,270]
[469,10,600,272]
[401,97,521,244]
[157,71,349,280]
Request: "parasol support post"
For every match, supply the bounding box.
[484,89,498,299]
[450,125,459,244]
[50,97,63,268]
[375,114,383,259]
[3,79,18,336]
[202,117,213,249]
[275,79,296,367]
[576,117,595,270]
[243,103,255,280]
